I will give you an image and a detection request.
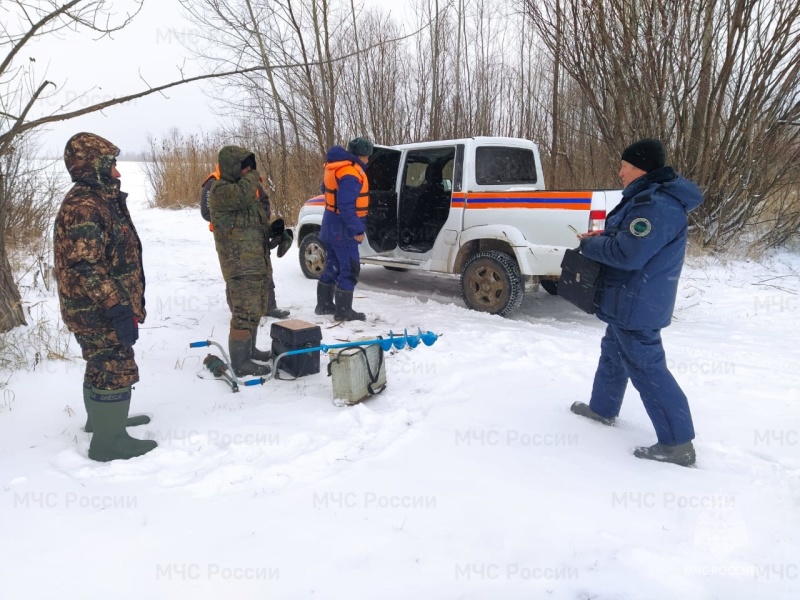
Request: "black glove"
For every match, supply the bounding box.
[277,229,294,258]
[241,154,257,171]
[105,304,138,347]
[269,218,285,238]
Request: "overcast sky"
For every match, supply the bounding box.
[27,0,218,156]
[25,0,409,157]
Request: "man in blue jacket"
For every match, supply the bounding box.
[570,139,703,467]
[315,137,373,321]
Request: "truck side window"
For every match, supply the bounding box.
[475,147,538,185]
[403,162,428,188]
[368,151,401,191]
[442,158,454,191]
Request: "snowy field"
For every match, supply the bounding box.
[1,161,798,599]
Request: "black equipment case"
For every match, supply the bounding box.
[270,319,322,377]
[557,248,604,314]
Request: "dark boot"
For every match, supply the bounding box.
[229,328,271,377]
[315,281,336,315]
[87,387,157,462]
[251,328,272,362]
[83,381,150,433]
[634,442,696,467]
[334,288,366,321]
[570,401,615,426]
[265,293,290,319]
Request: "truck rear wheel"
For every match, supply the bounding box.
[460,251,524,316]
[299,232,326,279]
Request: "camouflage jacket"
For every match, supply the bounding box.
[53,133,146,335]
[209,146,270,280]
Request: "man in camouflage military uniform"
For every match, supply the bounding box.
[201,169,291,319]
[209,146,273,377]
[54,132,157,462]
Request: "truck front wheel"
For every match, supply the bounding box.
[299,232,326,279]
[460,251,524,316]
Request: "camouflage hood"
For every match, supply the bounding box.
[218,145,255,183]
[64,132,120,191]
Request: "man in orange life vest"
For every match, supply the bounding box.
[201,164,290,319]
[314,137,373,321]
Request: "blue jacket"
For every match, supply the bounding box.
[580,166,703,330]
[319,145,367,246]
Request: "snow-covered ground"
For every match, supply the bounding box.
[1,162,798,599]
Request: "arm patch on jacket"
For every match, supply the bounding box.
[630,218,652,237]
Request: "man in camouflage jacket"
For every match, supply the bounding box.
[54,132,157,462]
[208,145,272,377]
[200,168,291,319]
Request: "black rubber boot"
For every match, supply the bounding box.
[634,442,696,467]
[315,282,336,315]
[265,293,290,319]
[83,381,150,433]
[87,387,157,462]
[570,401,615,426]
[229,328,271,377]
[333,288,366,321]
[251,328,273,362]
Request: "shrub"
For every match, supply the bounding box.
[142,129,218,209]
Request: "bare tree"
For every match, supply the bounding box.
[0,0,299,332]
[0,1,145,332]
[338,12,413,144]
[348,0,366,134]
[525,0,800,249]
[549,0,561,182]
[428,0,443,138]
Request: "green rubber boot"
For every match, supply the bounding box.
[251,328,273,363]
[83,381,150,433]
[333,288,366,321]
[265,294,290,319]
[230,328,271,377]
[87,387,157,462]
[314,282,336,315]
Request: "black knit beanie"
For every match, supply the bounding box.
[621,139,665,173]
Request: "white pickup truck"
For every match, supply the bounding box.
[296,136,621,316]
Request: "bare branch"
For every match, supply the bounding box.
[0,79,53,156]
[0,0,84,79]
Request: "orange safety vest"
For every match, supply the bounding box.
[323,160,369,218]
[202,164,221,188]
[202,165,221,232]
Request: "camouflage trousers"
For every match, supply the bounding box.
[224,249,275,319]
[74,331,139,389]
[226,275,268,331]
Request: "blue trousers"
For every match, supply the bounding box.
[589,325,695,445]
[319,242,360,292]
